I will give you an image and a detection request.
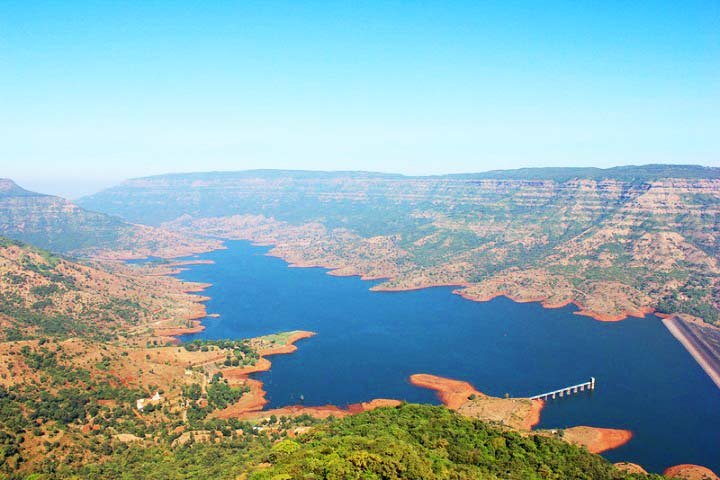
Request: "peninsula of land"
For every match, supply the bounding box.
[409,373,632,455]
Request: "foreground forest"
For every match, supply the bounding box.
[74,405,661,480]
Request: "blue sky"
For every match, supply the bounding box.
[1,1,719,197]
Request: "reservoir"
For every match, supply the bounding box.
[178,240,720,474]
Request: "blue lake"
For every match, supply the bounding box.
[176,240,720,474]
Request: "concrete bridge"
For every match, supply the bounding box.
[530,377,595,401]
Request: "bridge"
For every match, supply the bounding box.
[529,377,595,401]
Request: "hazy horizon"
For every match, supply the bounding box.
[6,162,719,199]
[2,1,719,197]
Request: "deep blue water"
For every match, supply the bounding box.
[174,240,720,474]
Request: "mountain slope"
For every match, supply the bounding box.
[0,178,220,257]
[0,236,212,473]
[0,236,204,341]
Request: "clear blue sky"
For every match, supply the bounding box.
[1,1,719,197]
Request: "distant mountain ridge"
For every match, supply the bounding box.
[0,178,46,197]
[109,164,720,184]
[78,164,720,227]
[77,164,720,326]
[446,164,720,181]
[0,178,220,257]
[0,178,132,252]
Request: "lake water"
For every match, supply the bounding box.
[176,240,720,474]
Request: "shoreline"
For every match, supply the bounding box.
[163,233,659,325]
[138,239,704,472]
[561,426,634,454]
[261,239,656,324]
[453,288,656,323]
[211,331,317,417]
[152,286,213,340]
[662,315,720,389]
[409,373,633,454]
[409,373,544,431]
[271,248,649,324]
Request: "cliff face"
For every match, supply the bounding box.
[1,183,131,252]
[0,179,221,257]
[78,167,720,324]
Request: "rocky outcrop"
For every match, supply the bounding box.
[664,464,720,480]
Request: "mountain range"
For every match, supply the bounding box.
[78,165,720,325]
[0,165,718,478]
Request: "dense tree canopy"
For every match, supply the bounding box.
[57,405,663,480]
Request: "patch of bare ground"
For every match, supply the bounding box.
[664,464,720,480]
[614,462,648,474]
[409,374,543,431]
[456,270,654,322]
[409,373,632,455]
[409,373,484,410]
[560,426,634,454]
[231,399,403,423]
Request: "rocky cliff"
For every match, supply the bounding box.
[0,179,221,258]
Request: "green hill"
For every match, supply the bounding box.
[70,404,660,480]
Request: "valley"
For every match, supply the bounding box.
[1,167,719,478]
[79,167,720,327]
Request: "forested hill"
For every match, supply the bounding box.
[76,404,662,480]
[0,236,198,341]
[0,179,219,258]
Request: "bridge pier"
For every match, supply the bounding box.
[529,377,596,401]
